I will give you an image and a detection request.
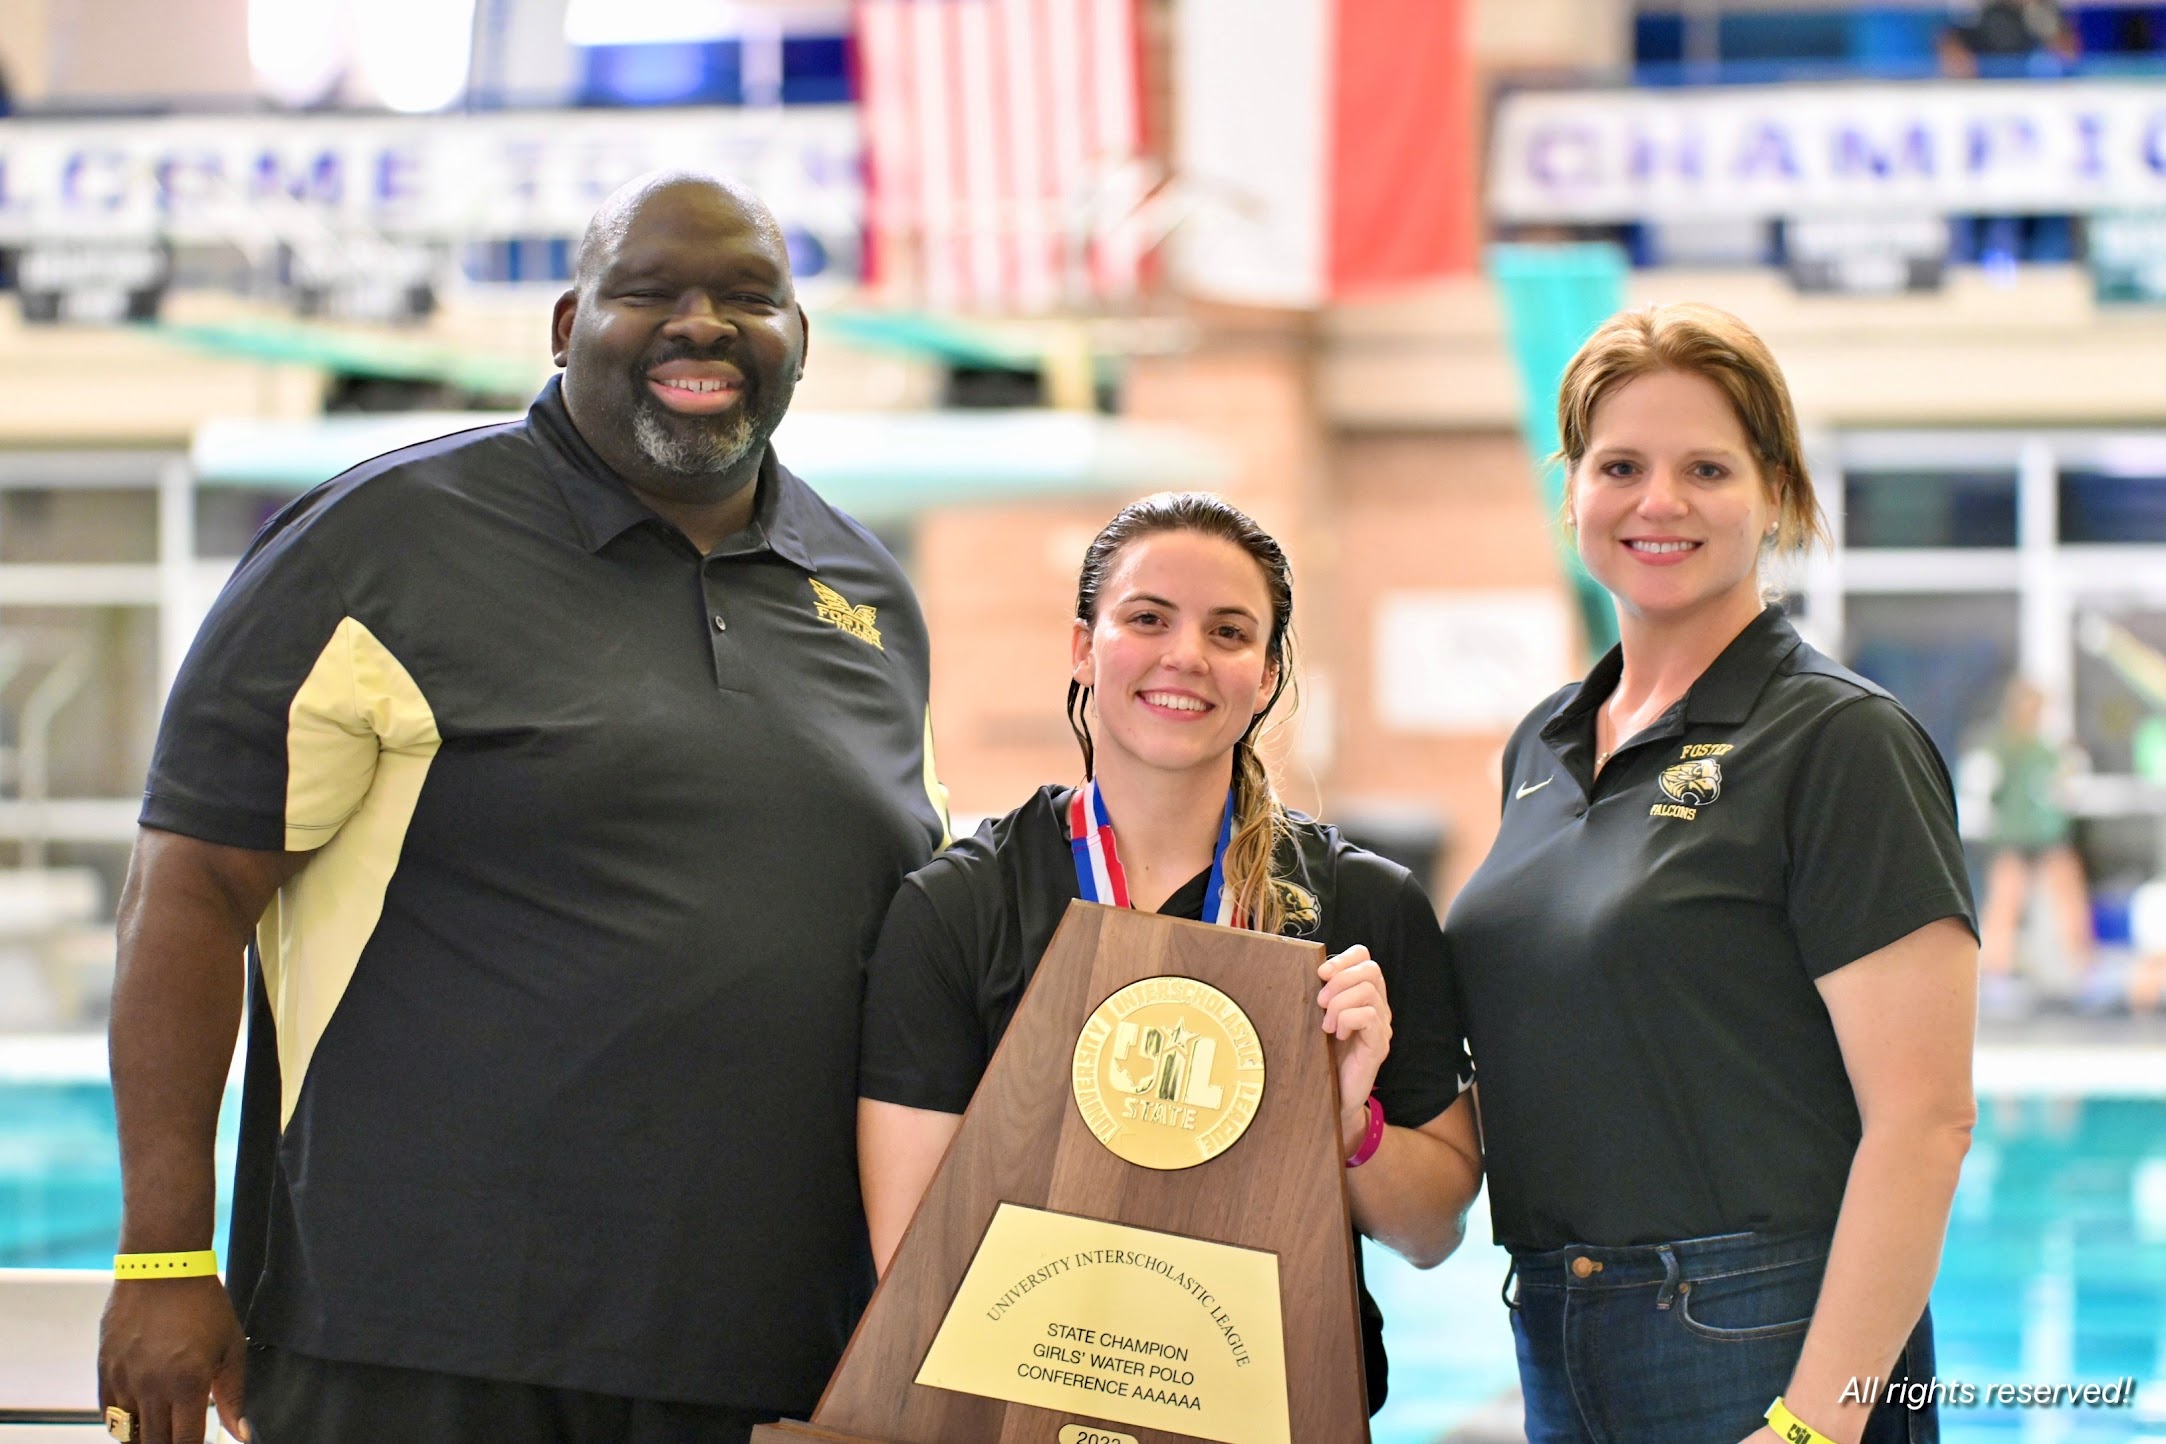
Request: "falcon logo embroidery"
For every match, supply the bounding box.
[810,578,883,650]
[1277,882,1321,934]
[1658,758,1724,806]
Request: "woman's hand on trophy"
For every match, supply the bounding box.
[1318,945,1391,1153]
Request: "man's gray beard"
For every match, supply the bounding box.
[631,406,759,476]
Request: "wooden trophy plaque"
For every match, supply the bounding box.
[752,900,1370,1444]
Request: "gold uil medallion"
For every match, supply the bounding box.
[1071,976,1264,1171]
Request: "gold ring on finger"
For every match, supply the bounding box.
[104,1405,135,1442]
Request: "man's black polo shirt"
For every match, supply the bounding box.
[141,377,950,1411]
[1445,608,1974,1253]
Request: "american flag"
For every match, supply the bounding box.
[854,0,1147,314]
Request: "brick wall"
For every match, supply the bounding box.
[1330,429,1577,900]
[917,499,1119,820]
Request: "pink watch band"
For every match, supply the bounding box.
[1344,1094,1385,1168]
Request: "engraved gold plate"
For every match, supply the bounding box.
[916,1203,1289,1444]
[1070,976,1264,1171]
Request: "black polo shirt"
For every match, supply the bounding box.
[858,784,1475,1413]
[141,377,950,1412]
[1445,607,1974,1253]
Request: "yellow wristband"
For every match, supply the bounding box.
[113,1250,219,1279]
[1766,1397,1837,1444]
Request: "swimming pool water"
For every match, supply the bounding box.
[5,1082,2161,1442]
[1366,1095,2166,1443]
[0,1079,238,1269]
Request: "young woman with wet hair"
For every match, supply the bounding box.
[857,491,1483,1413]
[1447,304,1978,1444]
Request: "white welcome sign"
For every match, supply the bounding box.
[0,107,863,256]
[1491,80,2166,223]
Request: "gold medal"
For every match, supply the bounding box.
[1071,976,1264,1170]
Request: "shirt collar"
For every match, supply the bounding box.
[1541,604,1803,745]
[1681,605,1804,725]
[526,374,819,571]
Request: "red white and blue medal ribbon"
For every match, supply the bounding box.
[1068,779,1243,928]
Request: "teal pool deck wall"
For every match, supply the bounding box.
[6,1039,2163,1442]
[0,1037,239,1269]
[1362,1072,2166,1444]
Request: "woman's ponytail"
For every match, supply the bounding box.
[1226,735,1296,934]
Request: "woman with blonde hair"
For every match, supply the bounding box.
[1447,304,1978,1444]
[857,491,1483,1413]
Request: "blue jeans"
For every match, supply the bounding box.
[1506,1229,1936,1444]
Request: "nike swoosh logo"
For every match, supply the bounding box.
[1515,776,1554,800]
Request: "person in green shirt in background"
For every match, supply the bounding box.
[1964,677,2100,1015]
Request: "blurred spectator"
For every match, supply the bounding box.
[1931,4,2080,271]
[1938,0,2078,77]
[2130,880,2166,1015]
[1960,678,2100,1016]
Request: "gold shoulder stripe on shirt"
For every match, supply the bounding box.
[810,577,883,650]
[259,615,440,1129]
[923,707,953,850]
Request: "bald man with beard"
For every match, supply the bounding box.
[97,173,950,1444]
